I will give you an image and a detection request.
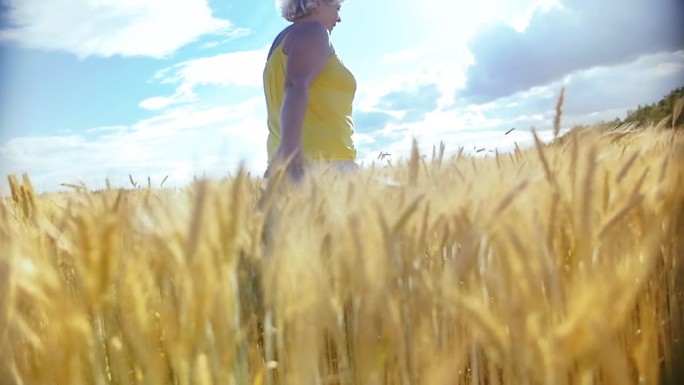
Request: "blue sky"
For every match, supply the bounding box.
[1,0,683,192]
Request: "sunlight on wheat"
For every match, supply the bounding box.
[1,125,683,385]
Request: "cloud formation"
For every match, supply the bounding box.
[0,98,268,192]
[377,83,441,122]
[0,0,243,58]
[462,0,684,102]
[139,48,268,110]
[354,48,684,168]
[563,51,684,118]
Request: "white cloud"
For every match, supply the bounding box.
[127,97,265,139]
[462,0,683,102]
[356,58,470,113]
[403,0,554,44]
[379,48,427,67]
[199,27,252,49]
[352,133,375,145]
[138,96,184,111]
[139,48,268,110]
[354,48,684,167]
[0,0,241,58]
[357,47,684,168]
[0,98,268,192]
[86,125,129,134]
[503,0,561,32]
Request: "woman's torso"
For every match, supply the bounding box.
[263,25,357,163]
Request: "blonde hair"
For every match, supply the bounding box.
[276,0,343,22]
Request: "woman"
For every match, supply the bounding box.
[263,0,357,181]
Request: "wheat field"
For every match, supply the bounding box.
[1,125,683,385]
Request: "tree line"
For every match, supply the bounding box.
[623,86,684,127]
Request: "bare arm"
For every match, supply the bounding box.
[271,22,331,177]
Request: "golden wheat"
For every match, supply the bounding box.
[1,125,683,385]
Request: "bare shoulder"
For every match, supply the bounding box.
[283,22,331,54]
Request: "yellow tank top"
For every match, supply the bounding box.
[263,39,357,163]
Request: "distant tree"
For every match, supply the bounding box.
[552,86,684,147]
[624,86,684,127]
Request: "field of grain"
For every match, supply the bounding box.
[1,126,683,385]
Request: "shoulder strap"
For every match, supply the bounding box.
[267,24,296,61]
